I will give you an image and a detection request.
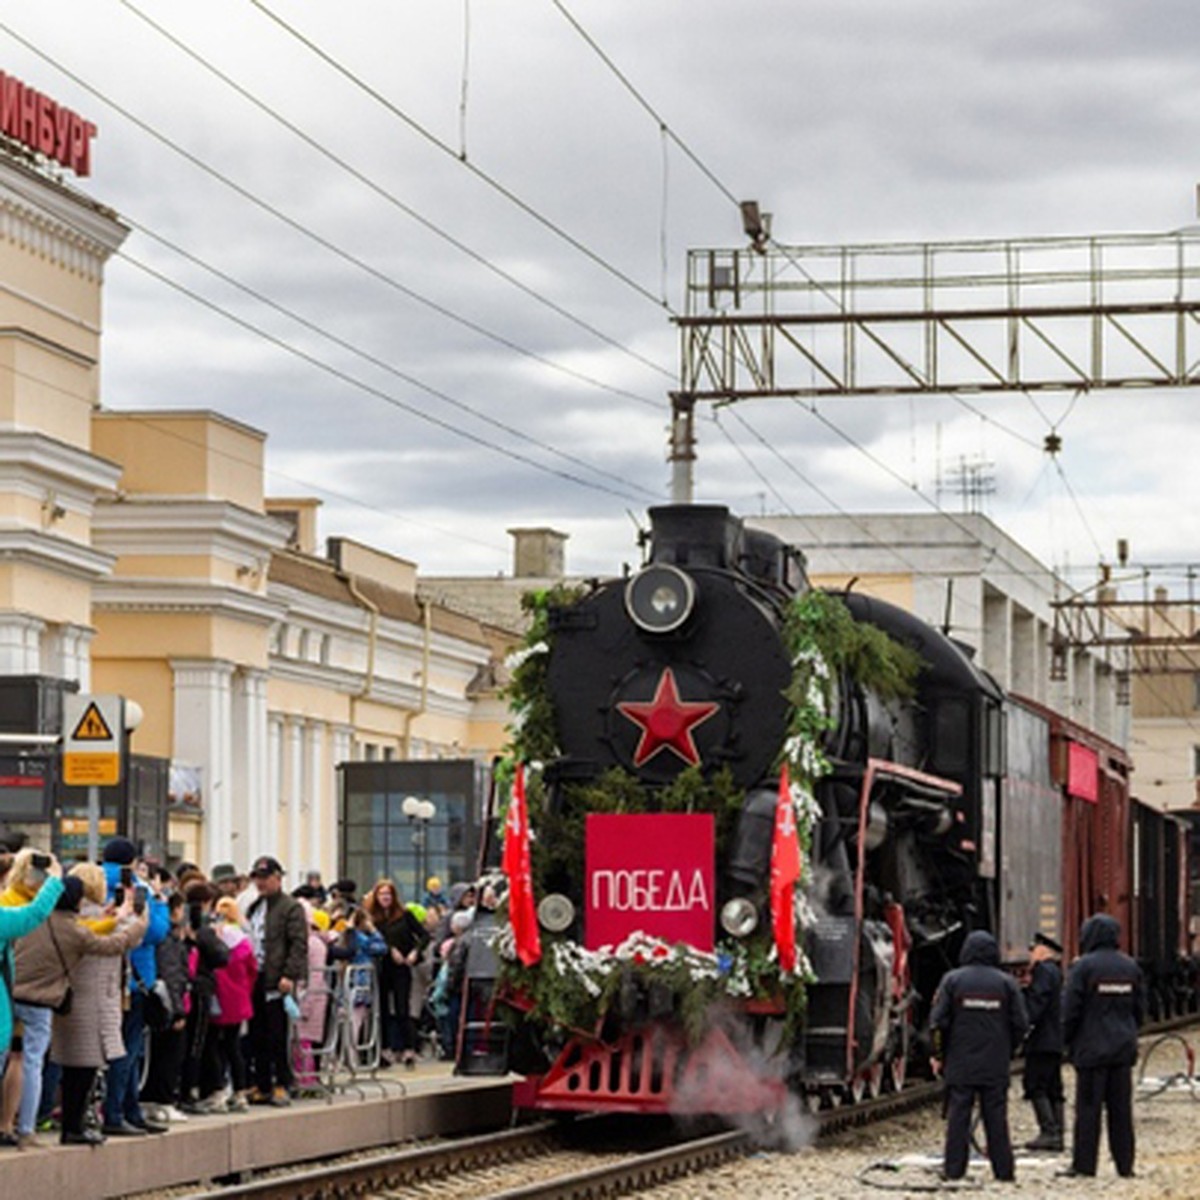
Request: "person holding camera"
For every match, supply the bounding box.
[0,848,63,1142]
[23,872,147,1146]
[99,838,170,1136]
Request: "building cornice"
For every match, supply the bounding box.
[0,429,122,497]
[0,158,129,278]
[269,581,491,668]
[92,498,290,566]
[93,578,287,625]
[0,526,115,579]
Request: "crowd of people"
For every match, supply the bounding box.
[0,835,480,1150]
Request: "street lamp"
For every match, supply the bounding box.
[401,795,436,899]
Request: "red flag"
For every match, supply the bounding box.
[770,764,802,972]
[502,764,542,966]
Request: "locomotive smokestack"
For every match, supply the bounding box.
[648,505,739,569]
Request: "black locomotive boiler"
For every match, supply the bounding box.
[474,503,1190,1115]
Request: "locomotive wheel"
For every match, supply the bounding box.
[868,1062,884,1099]
[845,1074,868,1105]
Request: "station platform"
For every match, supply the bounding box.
[0,1060,513,1200]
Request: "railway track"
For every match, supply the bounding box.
[172,1079,945,1200]
[173,1014,1200,1200]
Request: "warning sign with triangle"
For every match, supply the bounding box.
[72,701,114,742]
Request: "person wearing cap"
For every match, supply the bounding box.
[1022,932,1065,1151]
[1060,914,1145,1179]
[211,863,240,899]
[245,856,308,1106]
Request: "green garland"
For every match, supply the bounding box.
[495,583,922,1044]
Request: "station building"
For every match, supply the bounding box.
[0,93,517,891]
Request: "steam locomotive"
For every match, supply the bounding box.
[468,504,1195,1115]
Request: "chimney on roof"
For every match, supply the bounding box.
[508,527,568,579]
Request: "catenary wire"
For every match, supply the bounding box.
[0,165,660,504]
[551,0,1113,584]
[2,15,670,392]
[122,217,660,501]
[247,0,671,313]
[0,360,510,559]
[119,250,653,505]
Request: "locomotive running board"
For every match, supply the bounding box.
[513,1024,787,1115]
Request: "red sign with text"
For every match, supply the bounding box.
[0,71,97,177]
[585,813,715,952]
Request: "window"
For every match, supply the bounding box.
[1193,745,1200,778]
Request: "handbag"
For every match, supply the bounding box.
[132,961,173,1033]
[46,921,73,1016]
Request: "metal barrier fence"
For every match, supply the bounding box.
[292,962,401,1101]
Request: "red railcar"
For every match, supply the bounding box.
[1006,696,1131,963]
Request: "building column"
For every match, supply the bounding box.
[305,721,325,880]
[41,623,94,689]
[331,726,353,883]
[267,713,284,861]
[286,717,304,886]
[231,669,269,868]
[0,614,44,674]
[171,659,235,870]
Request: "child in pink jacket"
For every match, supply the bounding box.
[295,903,332,1086]
[209,897,258,1111]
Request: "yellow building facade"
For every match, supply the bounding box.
[0,128,515,879]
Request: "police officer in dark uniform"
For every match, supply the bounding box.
[1061,913,1144,1178]
[1022,931,1065,1151]
[930,929,1029,1182]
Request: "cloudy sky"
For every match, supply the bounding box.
[4,1,1199,589]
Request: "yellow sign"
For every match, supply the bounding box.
[62,694,123,789]
[60,817,117,836]
[72,701,114,742]
[63,753,120,787]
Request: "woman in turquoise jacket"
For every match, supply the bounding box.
[0,856,63,1058]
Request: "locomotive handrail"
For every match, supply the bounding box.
[848,759,965,1080]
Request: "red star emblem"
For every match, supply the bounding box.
[616,667,720,768]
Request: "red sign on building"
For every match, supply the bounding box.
[585,813,715,951]
[1067,741,1099,804]
[0,70,97,177]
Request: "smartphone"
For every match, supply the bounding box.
[132,889,147,915]
[30,852,51,870]
[120,866,134,888]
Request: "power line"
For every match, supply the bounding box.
[123,215,659,500]
[551,0,741,209]
[0,162,660,504]
[247,0,670,313]
[1,15,671,389]
[120,249,653,504]
[0,358,509,557]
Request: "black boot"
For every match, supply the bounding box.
[1051,1100,1066,1152]
[1024,1096,1062,1151]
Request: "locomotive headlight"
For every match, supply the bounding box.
[537,893,576,933]
[720,897,759,939]
[625,564,695,634]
